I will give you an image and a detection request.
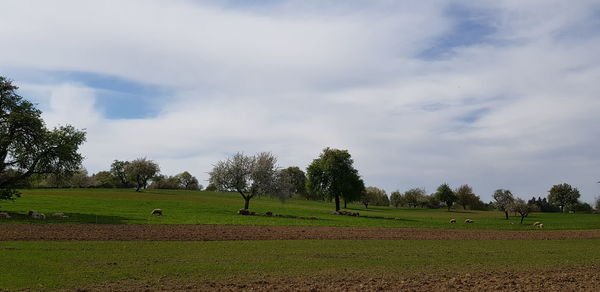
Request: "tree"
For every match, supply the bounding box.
[595,196,600,212]
[176,171,199,190]
[404,188,426,208]
[493,189,515,219]
[435,183,456,211]
[69,167,91,188]
[280,166,307,196]
[110,160,131,187]
[90,171,115,188]
[306,148,365,211]
[209,152,287,210]
[548,183,581,212]
[361,186,388,208]
[390,190,402,208]
[1,76,86,202]
[125,158,159,191]
[511,198,536,224]
[455,184,477,210]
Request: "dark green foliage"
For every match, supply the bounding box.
[565,202,593,213]
[360,186,389,208]
[528,196,560,212]
[306,148,365,211]
[435,183,456,211]
[110,160,132,187]
[280,166,307,196]
[91,171,116,188]
[390,190,402,207]
[0,76,86,201]
[404,188,426,208]
[548,183,581,212]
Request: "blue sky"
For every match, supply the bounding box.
[1,0,599,203]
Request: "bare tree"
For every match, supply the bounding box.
[511,198,536,224]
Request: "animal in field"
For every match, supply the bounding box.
[464,219,474,223]
[0,212,10,219]
[449,219,456,223]
[151,209,163,216]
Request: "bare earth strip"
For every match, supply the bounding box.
[2,224,600,241]
[69,267,600,292]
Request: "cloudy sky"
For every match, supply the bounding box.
[2,0,600,203]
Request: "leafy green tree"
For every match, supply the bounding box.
[404,188,426,208]
[493,189,515,219]
[280,166,307,196]
[91,171,116,188]
[390,190,402,208]
[548,183,581,212]
[209,152,287,210]
[435,183,456,211]
[110,160,131,187]
[306,148,365,211]
[361,186,388,208]
[0,76,86,202]
[595,196,600,212]
[455,184,477,210]
[125,158,160,191]
[69,168,91,188]
[176,171,199,190]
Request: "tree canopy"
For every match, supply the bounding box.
[125,158,160,191]
[434,183,456,211]
[209,152,290,209]
[0,76,86,201]
[493,189,515,219]
[306,148,365,211]
[548,183,580,212]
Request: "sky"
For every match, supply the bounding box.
[1,0,600,203]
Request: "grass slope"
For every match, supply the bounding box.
[0,188,598,229]
[1,239,599,291]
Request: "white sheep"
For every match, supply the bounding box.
[0,212,11,219]
[32,213,46,219]
[533,221,541,227]
[449,219,456,223]
[538,223,544,229]
[151,209,163,216]
[465,219,474,223]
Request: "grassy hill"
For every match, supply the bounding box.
[0,188,598,230]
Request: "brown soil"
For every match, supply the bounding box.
[65,266,600,291]
[2,224,600,241]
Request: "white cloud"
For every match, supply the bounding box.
[2,0,600,202]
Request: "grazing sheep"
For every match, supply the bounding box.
[151,209,163,216]
[450,219,456,223]
[28,210,38,217]
[464,219,474,223]
[538,223,544,229]
[265,211,273,216]
[0,212,11,219]
[533,221,541,227]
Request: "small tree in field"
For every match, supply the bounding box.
[435,183,456,211]
[404,188,426,208]
[548,183,580,212]
[209,152,288,210]
[455,184,477,210]
[493,189,514,219]
[390,191,402,208]
[361,186,388,208]
[125,158,160,191]
[511,198,536,224]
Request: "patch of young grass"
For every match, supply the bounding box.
[0,188,598,229]
[1,239,599,291]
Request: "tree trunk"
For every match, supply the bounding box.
[135,184,141,192]
[363,203,368,208]
[463,205,466,210]
[504,211,509,219]
[244,196,250,210]
[344,200,347,209]
[335,195,340,211]
[520,215,525,224]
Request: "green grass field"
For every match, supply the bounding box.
[0,188,598,229]
[1,239,599,291]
